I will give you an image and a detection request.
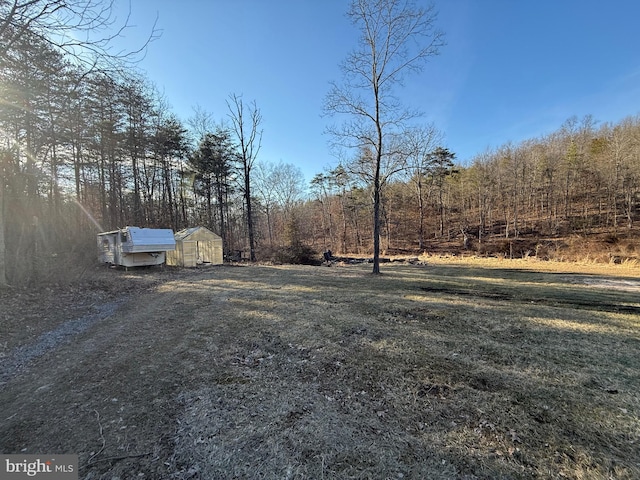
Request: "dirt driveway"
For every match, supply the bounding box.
[1,267,210,478]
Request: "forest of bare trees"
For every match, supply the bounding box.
[1,1,639,286]
[307,114,640,259]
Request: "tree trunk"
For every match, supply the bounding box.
[417,176,425,250]
[216,181,227,258]
[0,163,6,286]
[340,195,348,254]
[372,148,382,274]
[245,171,256,261]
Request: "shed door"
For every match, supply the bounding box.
[182,241,197,267]
[196,241,203,264]
[197,241,211,263]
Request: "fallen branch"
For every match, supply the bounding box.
[83,452,152,468]
[86,410,105,464]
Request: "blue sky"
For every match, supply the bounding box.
[114,0,640,184]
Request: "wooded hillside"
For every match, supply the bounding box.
[303,115,640,263]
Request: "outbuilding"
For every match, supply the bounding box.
[97,226,176,268]
[166,226,223,267]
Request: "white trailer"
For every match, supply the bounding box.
[97,227,176,269]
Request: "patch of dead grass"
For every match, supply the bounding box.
[165,262,640,479]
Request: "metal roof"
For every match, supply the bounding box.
[127,227,175,246]
[174,226,221,241]
[97,226,176,251]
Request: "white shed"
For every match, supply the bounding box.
[166,226,223,267]
[97,226,176,268]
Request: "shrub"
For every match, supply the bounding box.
[263,244,320,266]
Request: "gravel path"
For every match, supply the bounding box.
[0,298,127,386]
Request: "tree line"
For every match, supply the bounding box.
[1,0,639,286]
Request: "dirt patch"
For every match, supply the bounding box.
[578,277,640,292]
[419,282,640,314]
[1,262,639,479]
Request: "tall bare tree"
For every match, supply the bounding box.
[227,93,262,262]
[404,124,441,249]
[324,0,444,273]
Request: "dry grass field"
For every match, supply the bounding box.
[1,258,639,479]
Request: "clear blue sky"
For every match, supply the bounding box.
[114,0,640,184]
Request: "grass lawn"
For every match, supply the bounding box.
[167,259,640,479]
[2,258,638,479]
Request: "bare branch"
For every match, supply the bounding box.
[0,0,161,71]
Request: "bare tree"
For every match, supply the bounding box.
[404,123,441,249]
[187,105,216,144]
[254,161,305,248]
[253,162,279,248]
[324,0,444,273]
[227,93,262,262]
[270,162,305,217]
